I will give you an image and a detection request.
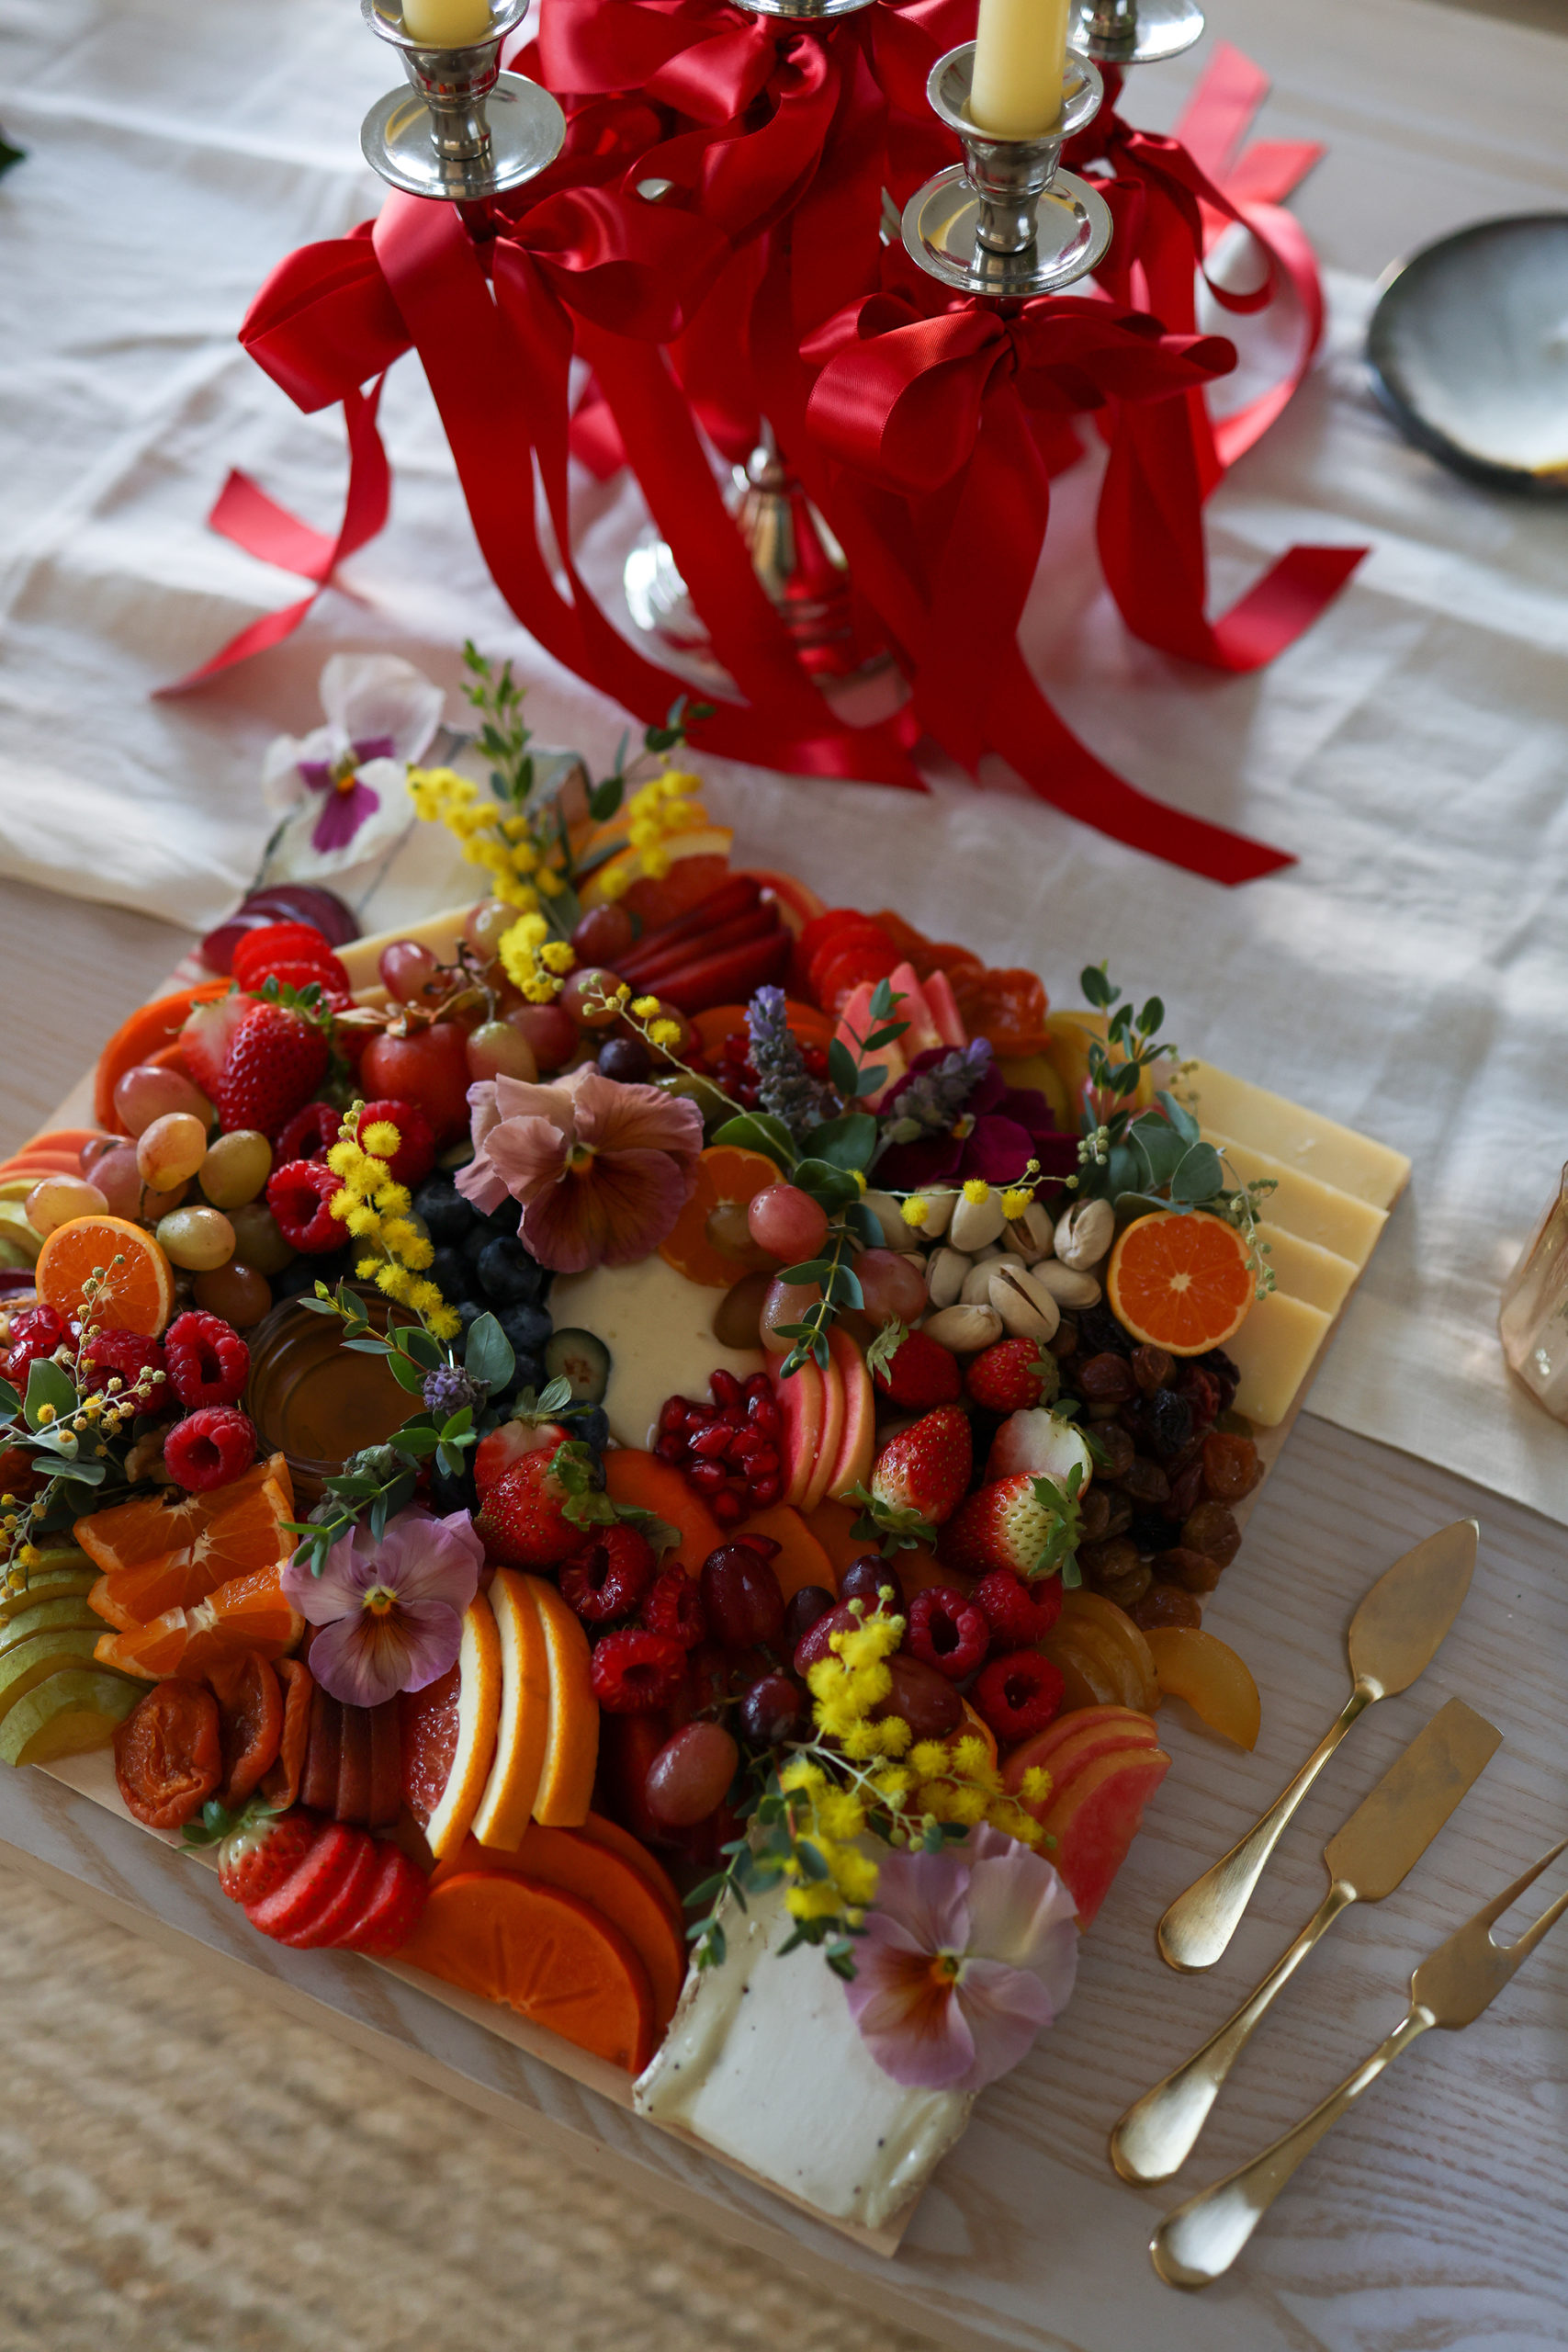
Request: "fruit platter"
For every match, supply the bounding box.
[0,696,1409,2251]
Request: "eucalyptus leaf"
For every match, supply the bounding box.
[801,1112,877,1172]
[709,1113,795,1167]
[0,1376,19,1421]
[790,1159,863,1211]
[1156,1088,1201,1145]
[387,1352,428,1395]
[1170,1140,1224,1204]
[1127,1114,1190,1190]
[342,1335,394,1355]
[24,1358,76,1430]
[463,1312,514,1392]
[827,1038,860,1097]
[399,1325,442,1370]
[840,1201,882,1250]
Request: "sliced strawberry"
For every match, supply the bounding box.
[215,1804,319,1906]
[180,993,253,1097]
[244,1819,358,1941]
[333,1842,428,1957]
[653,928,792,1015]
[629,874,760,954]
[231,923,336,989]
[277,1826,378,1949]
[619,905,780,986]
[807,918,893,1000]
[473,1415,570,1496]
[796,907,878,967]
[251,957,351,1000]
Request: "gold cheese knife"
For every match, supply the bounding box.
[1158,1519,1478,1973]
[1112,1696,1501,2184]
[1151,1834,1568,2288]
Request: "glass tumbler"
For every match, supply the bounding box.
[1499,1162,1568,1419]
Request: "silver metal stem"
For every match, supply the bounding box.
[901,44,1112,300]
[726,0,876,17]
[359,0,565,204]
[1071,0,1205,66]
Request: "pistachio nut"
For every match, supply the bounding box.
[1033,1261,1103,1309]
[987,1262,1062,1342]
[922,1302,1005,1352]
[914,1188,955,1238]
[1004,1201,1055,1263]
[949,1188,1008,1253]
[962,1251,1023,1305]
[863,1190,919,1251]
[1054,1196,1115,1271]
[924,1246,971,1311]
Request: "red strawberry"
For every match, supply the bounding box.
[208,1803,319,1905]
[333,1841,428,1956]
[243,1820,358,1940]
[873,1327,960,1410]
[938,1472,1082,1583]
[278,1826,379,1948]
[180,992,253,1097]
[473,1415,570,1497]
[964,1338,1053,1416]
[214,1001,330,1138]
[475,1438,594,1567]
[867,1406,973,1537]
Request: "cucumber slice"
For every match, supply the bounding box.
[544,1327,611,1405]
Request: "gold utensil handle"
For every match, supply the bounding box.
[1112,1883,1355,2184]
[1150,2006,1433,2289]
[1158,1685,1372,1972]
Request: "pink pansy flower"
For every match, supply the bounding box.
[262,654,444,856]
[843,1826,1079,2093]
[457,1065,704,1273]
[282,1505,483,1709]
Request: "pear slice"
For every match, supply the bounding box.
[0,1668,142,1766]
[0,1570,97,1625]
[0,1629,107,1721]
[0,1596,103,1654]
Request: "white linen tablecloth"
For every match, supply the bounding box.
[4,0,1568,1530]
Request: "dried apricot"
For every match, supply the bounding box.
[1202,1430,1260,1502]
[1180,1499,1241,1566]
[1131,1583,1202,1632]
[210,1651,284,1807]
[113,1678,221,1828]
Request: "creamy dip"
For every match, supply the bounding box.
[549,1253,766,1448]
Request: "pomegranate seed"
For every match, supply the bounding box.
[656,1433,686,1464]
[730,1429,767,1463]
[744,1373,772,1402]
[659,1397,686,1431]
[711,1370,741,1408]
[692,1422,732,1458]
[748,1444,779,1475]
[749,1475,781,1506]
[687,1460,728,1492]
[747,1395,781,1433]
[711,1489,745,1525]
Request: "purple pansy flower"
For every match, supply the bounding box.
[281,1504,483,1709]
[874,1047,1080,1193]
[262,654,445,858]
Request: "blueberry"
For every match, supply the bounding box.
[507,1352,546,1398]
[457,1299,488,1335]
[413,1177,474,1246]
[430,1463,476,1516]
[274,1246,350,1298]
[430,1246,476,1305]
[462,1224,492,1269]
[562,1404,610,1451]
[494,1301,553,1358]
[478,1237,545,1306]
[481,1193,523,1237]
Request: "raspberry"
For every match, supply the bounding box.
[905,1586,989,1681]
[972,1568,1063,1653]
[164,1407,257,1493]
[970,1651,1065,1743]
[874,1329,961,1410]
[3,1303,65,1389]
[964,1338,1051,1416]
[164,1311,250,1410]
[641,1566,707,1650]
[265,1159,341,1252]
[356,1100,435,1189]
[77,1329,166,1402]
[558,1525,657,1626]
[275,1102,341,1164]
[589,1627,688,1713]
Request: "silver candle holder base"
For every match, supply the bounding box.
[902,45,1111,300]
[1070,0,1203,66]
[360,0,565,204]
[726,0,876,17]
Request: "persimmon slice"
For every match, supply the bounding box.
[659,1146,782,1289]
[1106,1212,1253,1357]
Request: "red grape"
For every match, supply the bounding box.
[571,903,635,966]
[748,1185,829,1261]
[700,1542,785,1651]
[876,1655,963,1740]
[507,1001,578,1072]
[856,1249,928,1322]
[839,1555,904,1614]
[645,1723,739,1827]
[379,940,440,1004]
[560,967,622,1029]
[738,1675,804,1747]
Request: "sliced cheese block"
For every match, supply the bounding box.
[1253,1220,1358,1320]
[1224,1288,1332,1427]
[1177,1061,1409,1211]
[1202,1133,1387,1268]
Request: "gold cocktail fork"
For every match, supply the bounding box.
[1150,1836,1568,2289]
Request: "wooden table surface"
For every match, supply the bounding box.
[0,869,1563,2349]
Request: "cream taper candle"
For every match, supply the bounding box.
[968,0,1070,139]
[401,0,494,45]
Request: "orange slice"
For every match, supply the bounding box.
[416,1589,502,1860]
[83,1463,295,1630]
[94,1559,303,1679]
[659,1146,782,1288]
[35,1215,175,1336]
[527,1574,598,1827]
[1105,1211,1253,1358]
[471,1570,550,1851]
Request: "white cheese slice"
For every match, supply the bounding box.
[550,1251,765,1449]
[1224,1287,1333,1427]
[1202,1132,1387,1268]
[635,1877,971,2231]
[1176,1061,1410,1210]
[1253,1220,1358,1319]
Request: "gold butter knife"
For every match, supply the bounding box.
[1158,1520,1478,1973]
[1151,1835,1568,2288]
[1112,1696,1501,2184]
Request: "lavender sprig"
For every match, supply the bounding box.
[879,1039,993,1148]
[747,986,837,1144]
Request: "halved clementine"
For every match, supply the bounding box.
[35,1215,175,1336]
[659,1145,782,1289]
[1105,1212,1253,1358]
[94,1559,303,1679]
[80,1459,295,1629]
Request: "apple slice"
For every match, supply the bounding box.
[472,1569,550,1849]
[773,1355,825,1510]
[802,1343,844,1515]
[1039,1747,1171,1929]
[832,982,908,1109]
[1003,1716,1161,1823]
[922,967,967,1049]
[528,1575,598,1828]
[824,1326,874,1501]
[1003,1703,1160,1781]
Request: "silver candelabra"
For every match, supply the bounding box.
[1071,0,1204,66]
[358,0,564,205]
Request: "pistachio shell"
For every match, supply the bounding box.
[921,1302,1004,1352]
[1054,1196,1115,1271]
[925,1246,971,1310]
[914,1188,955,1238]
[1033,1261,1103,1309]
[949,1190,1008,1252]
[987,1263,1062,1341]
[962,1251,1022,1305]
[863,1190,919,1251]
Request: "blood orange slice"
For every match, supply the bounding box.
[400,1589,501,1860]
[1105,1212,1253,1358]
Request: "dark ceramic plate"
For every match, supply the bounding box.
[1367,212,1568,494]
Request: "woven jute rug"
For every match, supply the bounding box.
[0,1866,939,2352]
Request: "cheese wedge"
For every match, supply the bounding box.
[1224,1289,1332,1427]
[1203,1133,1387,1268]
[1253,1221,1358,1319]
[1176,1061,1409,1211]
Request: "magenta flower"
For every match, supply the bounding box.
[282,1505,483,1709]
[261,654,444,858]
[875,1051,1079,1194]
[456,1066,704,1273]
[843,1826,1078,2093]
